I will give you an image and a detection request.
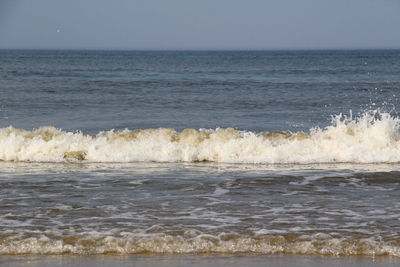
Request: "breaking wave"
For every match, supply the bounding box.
[1,232,399,256]
[1,111,400,164]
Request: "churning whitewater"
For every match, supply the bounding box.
[1,111,399,164]
[1,232,399,256]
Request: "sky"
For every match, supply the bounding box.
[0,0,400,50]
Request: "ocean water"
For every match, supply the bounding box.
[0,50,400,257]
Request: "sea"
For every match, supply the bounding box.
[0,49,400,266]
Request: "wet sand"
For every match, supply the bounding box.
[1,255,400,267]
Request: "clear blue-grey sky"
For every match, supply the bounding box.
[1,0,399,50]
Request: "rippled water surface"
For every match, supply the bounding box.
[1,162,399,256]
[0,50,400,256]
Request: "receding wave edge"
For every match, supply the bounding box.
[1,233,399,256]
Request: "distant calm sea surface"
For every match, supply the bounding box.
[0,50,400,257]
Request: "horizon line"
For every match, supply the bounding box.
[1,47,400,52]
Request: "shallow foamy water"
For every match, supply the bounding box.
[1,162,399,256]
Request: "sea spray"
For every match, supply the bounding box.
[1,111,400,164]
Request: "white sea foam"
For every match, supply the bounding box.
[1,111,400,164]
[0,232,399,256]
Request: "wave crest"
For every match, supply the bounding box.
[1,111,400,163]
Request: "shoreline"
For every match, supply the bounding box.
[2,254,400,267]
